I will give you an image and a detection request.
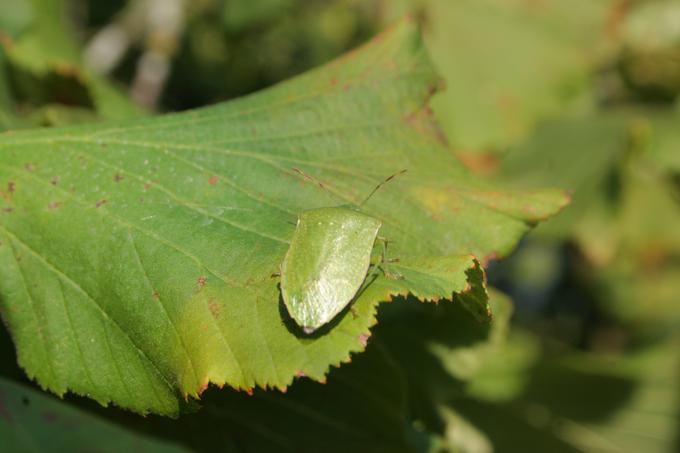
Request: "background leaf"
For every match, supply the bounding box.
[416,0,614,151]
[0,0,143,122]
[0,376,190,452]
[450,336,680,453]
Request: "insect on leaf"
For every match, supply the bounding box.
[281,207,382,333]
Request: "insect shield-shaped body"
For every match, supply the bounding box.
[281,207,381,334]
[280,170,405,334]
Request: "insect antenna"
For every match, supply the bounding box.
[359,169,407,207]
[292,168,328,191]
[184,202,252,212]
[292,167,407,206]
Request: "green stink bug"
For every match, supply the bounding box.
[280,171,405,334]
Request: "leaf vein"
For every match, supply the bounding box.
[0,226,177,399]
[4,238,58,385]
[54,278,100,399]
[127,230,202,393]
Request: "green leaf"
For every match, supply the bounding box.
[0,0,32,38]
[222,0,290,31]
[0,376,189,452]
[0,18,566,415]
[431,406,494,453]
[496,112,629,249]
[591,156,680,332]
[0,0,143,121]
[453,338,680,453]
[382,255,490,321]
[496,107,680,331]
[23,103,103,128]
[420,0,612,150]
[640,107,680,175]
[464,329,539,403]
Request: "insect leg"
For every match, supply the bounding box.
[271,263,282,278]
[375,237,404,280]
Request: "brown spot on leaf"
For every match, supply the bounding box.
[151,292,159,301]
[245,388,253,396]
[482,251,499,267]
[0,31,13,48]
[48,201,61,210]
[606,0,629,39]
[639,245,669,271]
[412,186,452,220]
[113,173,124,183]
[50,176,60,186]
[7,182,15,193]
[197,276,207,288]
[402,80,448,146]
[358,334,370,348]
[2,207,13,214]
[292,167,327,190]
[95,199,107,208]
[457,152,500,175]
[208,175,218,185]
[295,370,306,378]
[522,203,538,218]
[208,298,220,317]
[24,163,35,172]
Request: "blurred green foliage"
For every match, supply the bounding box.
[0,0,679,451]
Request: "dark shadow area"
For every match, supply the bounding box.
[8,65,95,112]
[441,352,638,452]
[451,397,583,453]
[1,336,419,453]
[0,318,27,383]
[522,358,638,423]
[372,296,495,435]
